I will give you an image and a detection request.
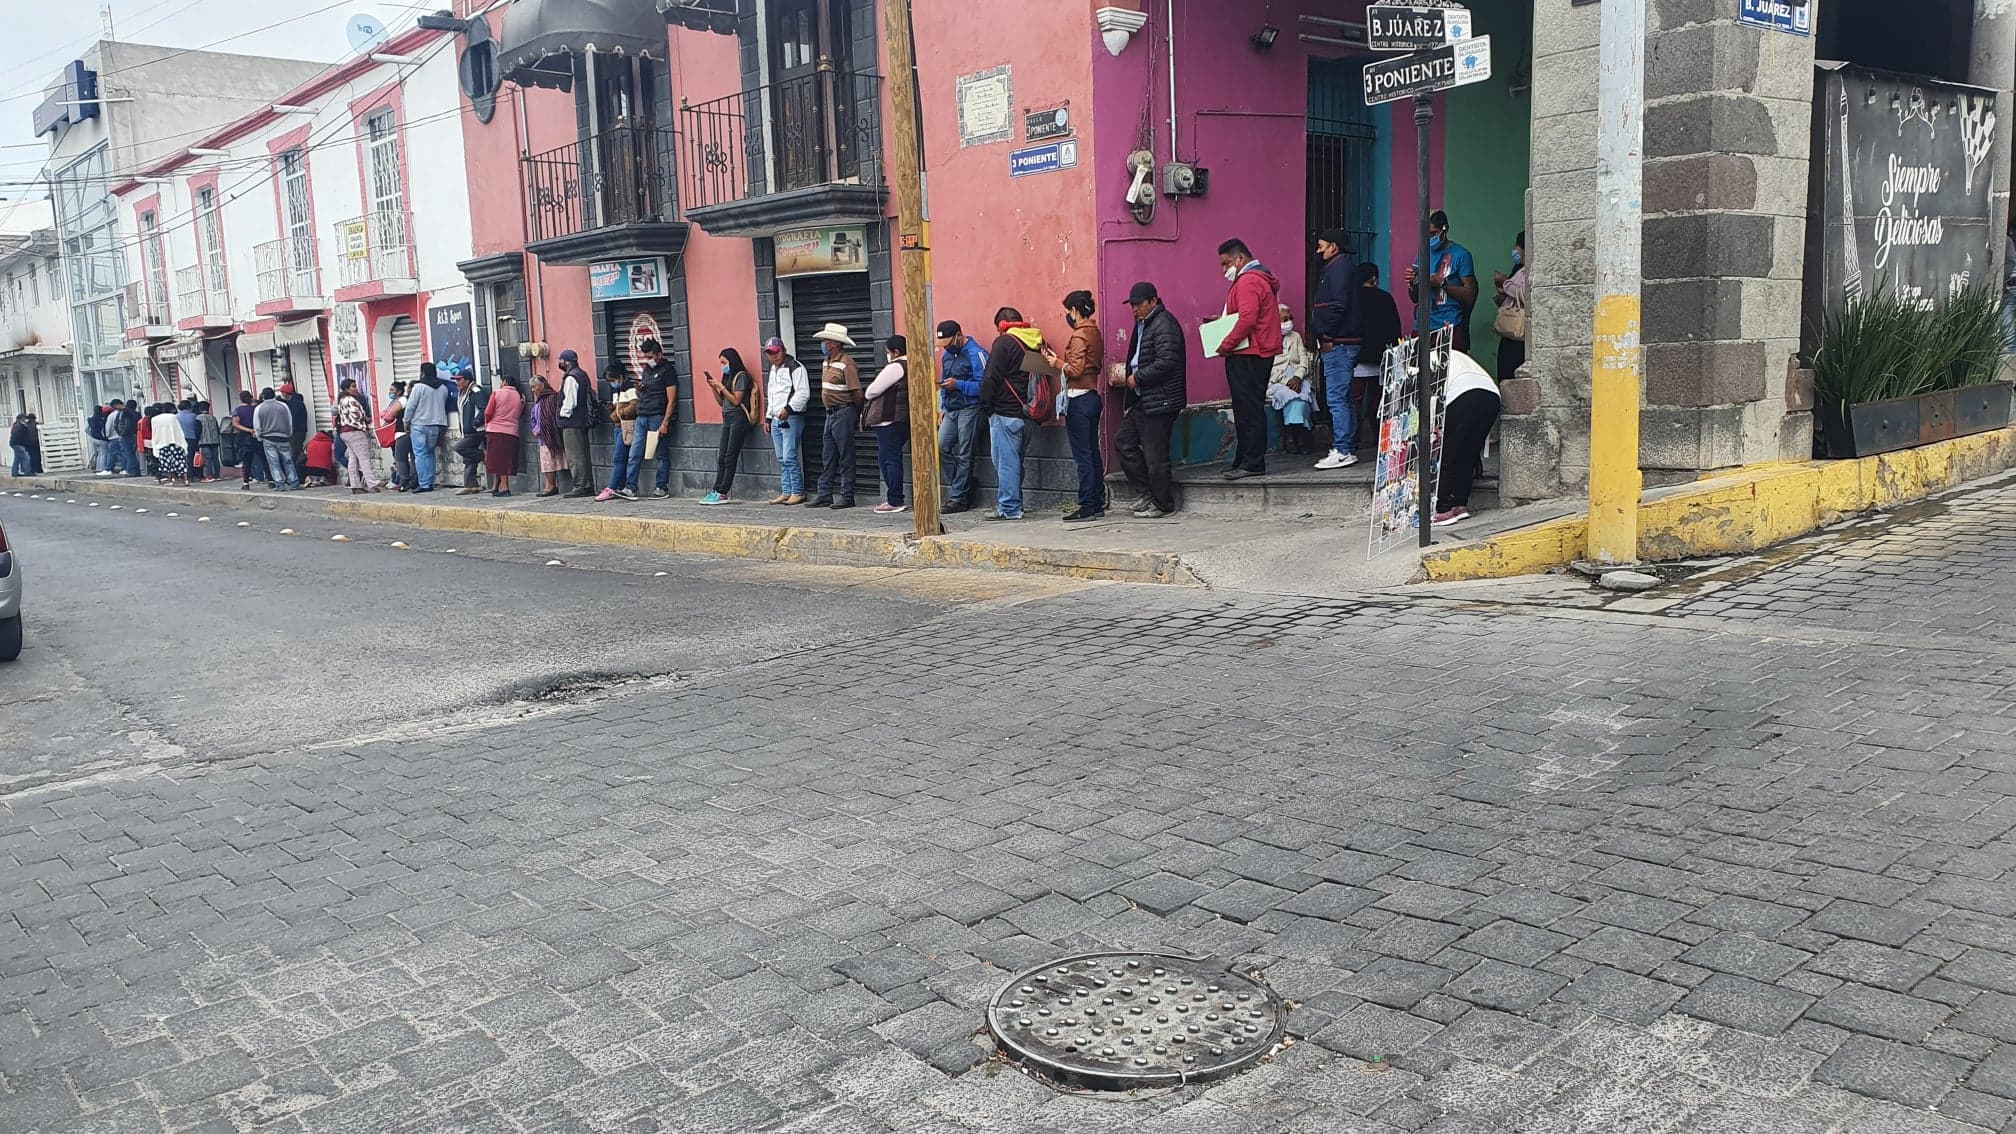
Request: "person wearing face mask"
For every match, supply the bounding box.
[1267,305,1315,455]
[1492,231,1529,382]
[698,348,761,505]
[1311,229,1362,470]
[977,307,1048,521]
[1213,238,1284,481]
[1040,290,1106,522]
[1405,210,1479,352]
[808,323,863,509]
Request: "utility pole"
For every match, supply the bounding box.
[1587,0,1645,564]
[1411,94,1435,549]
[883,0,943,537]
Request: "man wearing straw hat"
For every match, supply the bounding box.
[807,322,863,509]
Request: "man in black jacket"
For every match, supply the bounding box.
[1310,229,1363,470]
[281,382,310,477]
[453,371,491,494]
[1115,282,1186,518]
[976,307,1041,520]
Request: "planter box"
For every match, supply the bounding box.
[1819,384,2013,458]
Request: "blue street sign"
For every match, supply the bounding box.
[1009,140,1079,178]
[1737,0,1811,36]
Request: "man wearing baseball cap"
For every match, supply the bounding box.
[934,320,988,513]
[760,337,811,504]
[1115,281,1186,517]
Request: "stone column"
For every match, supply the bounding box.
[1505,0,1821,503]
[1499,0,1601,504]
[1973,0,2016,294]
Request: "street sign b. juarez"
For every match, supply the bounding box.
[1362,35,1493,106]
[1365,4,1472,52]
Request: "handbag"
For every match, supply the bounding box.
[1493,300,1527,342]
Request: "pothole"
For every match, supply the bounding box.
[987,953,1286,1090]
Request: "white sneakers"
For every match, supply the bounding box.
[1314,450,1359,470]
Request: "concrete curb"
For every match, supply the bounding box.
[1,476,1197,586]
[1423,425,2016,580]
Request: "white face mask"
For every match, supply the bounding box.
[1280,321,1293,333]
[1223,265,1238,282]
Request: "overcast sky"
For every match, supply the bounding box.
[1,1,422,200]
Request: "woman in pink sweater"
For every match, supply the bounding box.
[482,378,525,497]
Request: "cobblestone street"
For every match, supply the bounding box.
[7,481,2016,1132]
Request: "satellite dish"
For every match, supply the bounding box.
[345,14,390,55]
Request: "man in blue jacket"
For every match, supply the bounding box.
[934,320,988,513]
[1310,229,1362,469]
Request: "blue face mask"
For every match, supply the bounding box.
[720,364,731,376]
[1429,234,1446,253]
[1510,248,1523,270]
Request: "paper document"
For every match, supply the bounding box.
[1198,313,1240,357]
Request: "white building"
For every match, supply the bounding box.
[33,42,329,414]
[0,199,81,470]
[109,24,476,430]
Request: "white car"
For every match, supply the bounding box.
[0,516,19,661]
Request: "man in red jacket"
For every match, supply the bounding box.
[1214,238,1283,480]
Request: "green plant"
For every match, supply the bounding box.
[1814,285,2007,407]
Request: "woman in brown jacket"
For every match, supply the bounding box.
[1043,289,1107,522]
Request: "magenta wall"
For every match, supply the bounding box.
[1091,0,1434,403]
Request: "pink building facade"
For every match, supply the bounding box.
[457,0,1526,503]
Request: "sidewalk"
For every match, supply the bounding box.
[1,470,1566,593]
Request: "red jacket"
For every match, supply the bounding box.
[1219,262,1284,358]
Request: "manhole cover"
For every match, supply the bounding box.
[986,952,1285,1089]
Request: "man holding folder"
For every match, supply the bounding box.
[1210,238,1283,480]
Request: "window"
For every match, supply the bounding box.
[139,210,168,315]
[26,266,38,307]
[460,40,498,123]
[197,187,225,293]
[282,148,312,247]
[365,109,403,223]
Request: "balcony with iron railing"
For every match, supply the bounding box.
[125,279,171,337]
[679,70,885,237]
[331,209,417,301]
[522,122,686,266]
[175,263,231,330]
[254,235,327,316]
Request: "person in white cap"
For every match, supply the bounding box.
[807,323,862,509]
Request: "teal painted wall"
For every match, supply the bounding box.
[1440,3,1533,373]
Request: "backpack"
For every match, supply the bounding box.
[1021,361,1058,425]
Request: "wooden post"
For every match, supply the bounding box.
[883,0,943,536]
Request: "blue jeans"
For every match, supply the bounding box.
[607,424,633,491]
[989,415,1030,518]
[261,439,298,487]
[625,413,673,492]
[9,445,29,476]
[771,414,805,495]
[1064,390,1104,512]
[938,403,981,505]
[114,436,140,474]
[199,444,220,479]
[1323,343,1361,453]
[874,422,906,506]
[411,423,443,489]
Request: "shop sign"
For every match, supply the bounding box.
[338,219,370,259]
[1009,140,1079,178]
[1362,35,1491,106]
[427,302,477,382]
[775,226,869,277]
[956,65,1013,147]
[1025,103,1071,142]
[589,257,669,302]
[1736,0,1811,36]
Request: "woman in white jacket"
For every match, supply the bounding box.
[1267,305,1316,454]
[761,336,812,505]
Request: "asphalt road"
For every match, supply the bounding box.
[0,493,974,794]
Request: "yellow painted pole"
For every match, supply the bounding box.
[1587,0,1644,563]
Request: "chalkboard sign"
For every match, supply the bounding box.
[1807,64,1998,332]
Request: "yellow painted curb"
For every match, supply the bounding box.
[4,475,1194,585]
[1422,425,2016,581]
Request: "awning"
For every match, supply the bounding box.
[113,345,151,363]
[274,318,322,348]
[497,0,665,91]
[237,331,276,354]
[156,333,205,364]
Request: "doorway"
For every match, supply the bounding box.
[767,0,859,190]
[1306,58,1381,309]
